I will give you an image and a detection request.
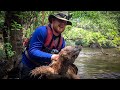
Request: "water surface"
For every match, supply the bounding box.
[74,48,120,79]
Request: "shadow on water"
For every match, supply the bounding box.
[74,48,120,79]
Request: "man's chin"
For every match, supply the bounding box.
[54,29,63,34]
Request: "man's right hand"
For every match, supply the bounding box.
[51,54,60,61]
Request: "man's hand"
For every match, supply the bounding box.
[51,54,60,61]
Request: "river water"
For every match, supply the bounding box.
[74,48,120,79]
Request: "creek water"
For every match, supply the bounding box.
[74,48,120,79]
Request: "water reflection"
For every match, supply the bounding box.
[74,48,120,79]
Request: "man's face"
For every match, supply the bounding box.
[52,18,67,34]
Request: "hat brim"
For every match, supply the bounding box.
[48,15,72,25]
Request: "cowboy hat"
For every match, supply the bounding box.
[48,11,72,25]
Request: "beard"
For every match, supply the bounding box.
[53,25,65,34]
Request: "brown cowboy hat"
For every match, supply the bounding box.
[48,11,72,25]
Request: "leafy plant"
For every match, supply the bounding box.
[11,21,23,30]
[4,43,15,58]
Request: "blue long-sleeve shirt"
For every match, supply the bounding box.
[22,25,65,69]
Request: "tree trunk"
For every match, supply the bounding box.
[2,11,23,68]
[2,11,12,59]
[9,11,23,67]
[42,11,45,25]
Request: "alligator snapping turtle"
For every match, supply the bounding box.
[30,46,82,79]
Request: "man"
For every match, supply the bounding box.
[20,11,72,79]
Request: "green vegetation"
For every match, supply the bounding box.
[4,43,15,58]
[0,11,120,59]
[64,11,120,48]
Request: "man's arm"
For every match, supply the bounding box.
[28,26,52,64]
